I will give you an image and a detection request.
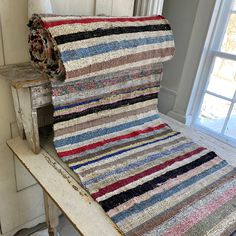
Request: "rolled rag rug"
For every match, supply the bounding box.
[28,14,236,236]
[28,14,175,81]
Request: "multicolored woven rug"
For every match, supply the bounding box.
[29,14,236,236]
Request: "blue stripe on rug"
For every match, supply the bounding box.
[54,98,101,111]
[54,113,160,147]
[84,142,195,186]
[61,35,174,62]
[71,132,181,170]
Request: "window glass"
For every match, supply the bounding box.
[220,13,236,54]
[207,57,236,99]
[233,0,236,10]
[197,94,231,133]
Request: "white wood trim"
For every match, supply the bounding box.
[186,0,236,146]
[205,90,235,102]
[95,0,113,16]
[213,50,236,61]
[133,0,142,16]
[112,0,135,17]
[186,0,232,122]
[134,0,164,16]
[153,0,164,15]
[95,0,134,16]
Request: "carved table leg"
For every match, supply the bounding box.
[43,191,60,236]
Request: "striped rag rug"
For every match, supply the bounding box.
[28,14,236,236]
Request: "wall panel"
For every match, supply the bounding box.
[0,0,29,64]
[96,0,134,16]
[112,0,134,16]
[51,0,95,15]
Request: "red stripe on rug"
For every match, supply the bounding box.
[58,123,167,158]
[92,147,206,199]
[43,15,165,28]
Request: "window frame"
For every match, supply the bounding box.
[187,0,236,147]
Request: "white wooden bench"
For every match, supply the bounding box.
[2,63,236,235]
[0,63,52,154]
[7,113,236,236]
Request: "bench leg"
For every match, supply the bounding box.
[17,88,40,154]
[11,86,25,139]
[43,191,60,236]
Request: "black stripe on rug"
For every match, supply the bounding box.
[99,151,217,212]
[55,24,171,45]
[53,93,158,123]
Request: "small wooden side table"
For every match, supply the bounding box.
[0,63,52,153]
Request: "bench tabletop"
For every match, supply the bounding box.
[0,62,49,88]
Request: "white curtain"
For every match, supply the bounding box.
[133,0,164,16]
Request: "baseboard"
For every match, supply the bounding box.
[167,110,186,123]
[160,86,177,96]
[158,86,177,114]
[13,222,47,236]
[1,215,45,236]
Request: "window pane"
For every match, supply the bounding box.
[220,13,236,54]
[233,0,236,11]
[197,94,231,133]
[207,57,236,99]
[225,104,236,138]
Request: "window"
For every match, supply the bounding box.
[188,0,236,146]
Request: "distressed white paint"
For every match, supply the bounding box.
[28,0,53,19]
[7,138,123,236]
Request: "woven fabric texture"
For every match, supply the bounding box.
[28,14,236,236]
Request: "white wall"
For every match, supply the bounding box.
[158,0,200,114]
[0,1,45,235]
[0,1,134,235]
[159,0,216,122]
